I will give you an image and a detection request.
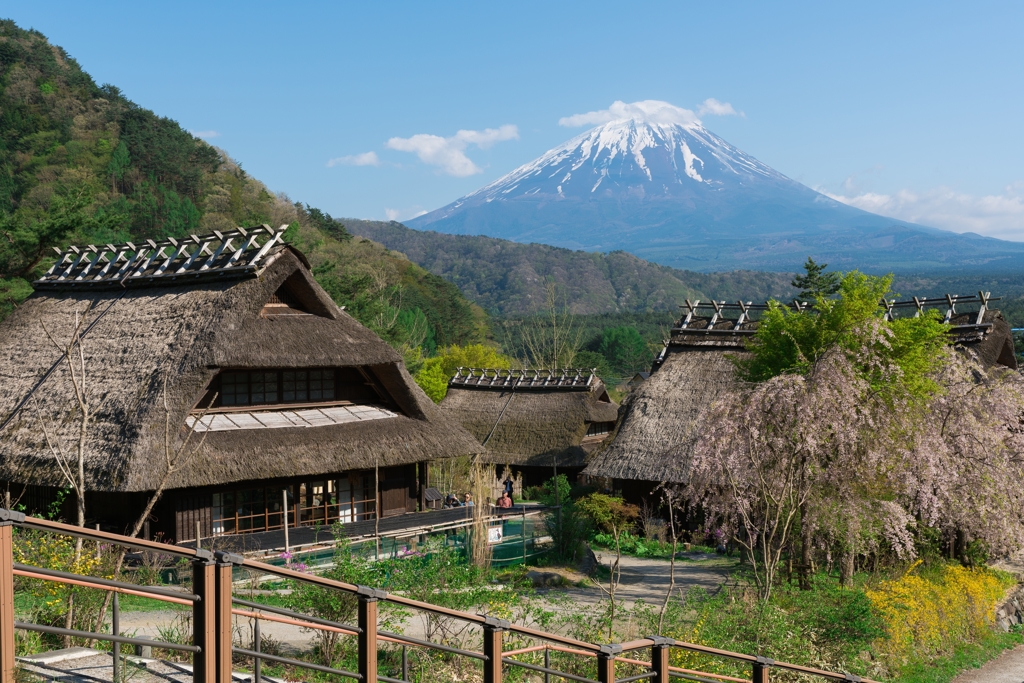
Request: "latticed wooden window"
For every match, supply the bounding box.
[309,369,334,400]
[220,372,249,406]
[283,371,306,401]
[250,372,278,404]
[204,368,369,408]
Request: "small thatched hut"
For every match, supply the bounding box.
[440,368,619,487]
[584,294,1018,504]
[0,227,481,543]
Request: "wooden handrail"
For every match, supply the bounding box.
[2,513,886,683]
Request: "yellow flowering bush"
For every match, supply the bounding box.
[13,527,108,651]
[867,560,1013,661]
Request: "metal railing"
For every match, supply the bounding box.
[0,508,878,683]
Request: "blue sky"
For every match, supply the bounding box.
[6,1,1024,239]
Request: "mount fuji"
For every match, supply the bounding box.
[408,109,1024,273]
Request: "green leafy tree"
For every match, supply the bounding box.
[414,344,512,402]
[574,350,613,379]
[791,257,840,301]
[106,141,129,195]
[739,271,949,404]
[596,326,650,375]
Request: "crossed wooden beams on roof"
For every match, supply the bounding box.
[670,292,999,339]
[449,367,596,390]
[34,225,288,289]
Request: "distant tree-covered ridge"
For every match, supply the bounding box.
[348,219,1024,331]
[0,20,485,352]
[344,219,799,316]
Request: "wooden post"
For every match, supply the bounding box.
[596,644,620,683]
[0,514,20,683]
[752,657,773,683]
[253,617,261,683]
[521,508,527,564]
[192,554,217,683]
[648,636,672,683]
[282,490,290,565]
[482,616,509,683]
[112,592,120,683]
[357,586,384,682]
[215,553,241,683]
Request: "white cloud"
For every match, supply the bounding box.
[385,125,518,177]
[559,100,701,127]
[823,183,1024,241]
[327,151,380,168]
[697,98,742,117]
[190,130,219,139]
[385,207,428,222]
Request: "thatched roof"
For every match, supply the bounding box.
[440,368,619,468]
[584,346,745,483]
[586,294,1017,485]
[0,230,482,492]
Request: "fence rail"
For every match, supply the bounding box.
[0,508,877,683]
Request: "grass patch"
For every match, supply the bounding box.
[898,631,1023,683]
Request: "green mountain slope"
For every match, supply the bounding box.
[0,20,484,351]
[344,219,798,315]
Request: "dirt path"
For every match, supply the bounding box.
[550,551,737,608]
[951,645,1024,683]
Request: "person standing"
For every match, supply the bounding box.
[503,475,515,505]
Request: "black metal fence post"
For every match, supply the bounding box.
[543,647,550,683]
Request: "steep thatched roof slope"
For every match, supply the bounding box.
[583,347,746,483]
[441,369,619,468]
[0,237,481,492]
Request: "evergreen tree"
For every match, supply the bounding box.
[791,257,840,301]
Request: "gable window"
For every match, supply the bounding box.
[205,367,381,409]
[585,421,615,437]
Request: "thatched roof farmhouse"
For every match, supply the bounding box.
[441,368,619,485]
[585,295,1018,503]
[0,226,481,543]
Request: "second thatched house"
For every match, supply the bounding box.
[0,226,482,543]
[440,368,619,486]
[585,294,1019,504]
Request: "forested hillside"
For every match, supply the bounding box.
[345,219,799,315]
[0,21,484,353]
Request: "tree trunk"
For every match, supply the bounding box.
[799,505,812,590]
[839,547,854,587]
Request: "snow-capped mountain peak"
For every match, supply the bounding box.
[408,113,1024,272]
[460,118,785,206]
